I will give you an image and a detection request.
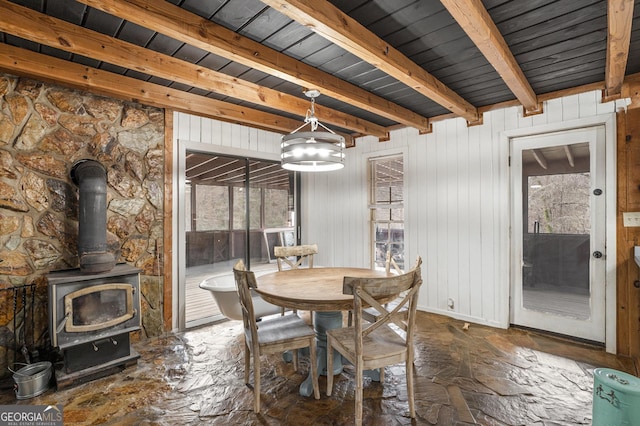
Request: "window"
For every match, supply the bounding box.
[527,173,590,234]
[369,155,404,270]
[195,185,228,230]
[264,188,291,228]
[233,186,261,230]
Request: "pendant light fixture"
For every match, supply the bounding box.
[281,89,345,172]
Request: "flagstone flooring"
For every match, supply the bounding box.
[0,312,636,425]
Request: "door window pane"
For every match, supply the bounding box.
[233,187,262,230]
[528,173,590,234]
[184,183,191,232]
[195,185,228,231]
[264,188,290,228]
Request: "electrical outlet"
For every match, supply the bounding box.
[447,298,454,310]
[623,212,640,227]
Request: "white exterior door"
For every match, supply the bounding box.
[510,126,606,342]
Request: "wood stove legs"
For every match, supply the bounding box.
[55,348,140,390]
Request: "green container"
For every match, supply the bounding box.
[593,368,640,425]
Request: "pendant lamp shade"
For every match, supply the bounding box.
[281,90,345,172]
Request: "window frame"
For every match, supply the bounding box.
[368,154,405,271]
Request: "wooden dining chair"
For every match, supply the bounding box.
[349,251,409,325]
[273,243,318,318]
[232,260,320,413]
[274,243,317,270]
[385,250,403,275]
[326,258,423,425]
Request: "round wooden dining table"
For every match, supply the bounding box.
[255,267,392,397]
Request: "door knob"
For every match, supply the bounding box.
[593,251,603,259]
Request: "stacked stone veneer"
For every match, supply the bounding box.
[0,74,165,377]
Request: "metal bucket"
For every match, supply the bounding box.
[593,368,640,425]
[12,361,52,400]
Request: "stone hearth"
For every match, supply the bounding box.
[0,73,165,378]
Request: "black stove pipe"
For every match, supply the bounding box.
[70,159,116,274]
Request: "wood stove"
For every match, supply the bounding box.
[45,159,142,388]
[47,264,141,388]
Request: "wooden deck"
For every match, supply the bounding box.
[185,265,222,325]
[523,286,590,320]
[185,261,279,326]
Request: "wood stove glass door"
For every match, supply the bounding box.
[64,283,135,333]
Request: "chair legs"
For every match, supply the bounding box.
[252,351,261,413]
[292,347,299,371]
[326,336,334,396]
[326,334,369,424]
[245,340,319,413]
[326,341,410,425]
[244,342,251,384]
[407,358,415,418]
[309,339,320,400]
[355,361,364,425]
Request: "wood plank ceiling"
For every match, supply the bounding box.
[184,152,293,188]
[0,0,638,149]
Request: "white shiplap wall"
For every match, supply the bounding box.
[173,113,282,156]
[173,91,620,331]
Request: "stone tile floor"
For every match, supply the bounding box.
[0,312,636,425]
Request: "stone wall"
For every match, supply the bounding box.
[0,73,165,376]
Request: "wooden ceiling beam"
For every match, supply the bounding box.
[261,0,480,124]
[440,0,541,115]
[532,149,548,170]
[0,43,304,135]
[75,0,429,134]
[0,0,382,138]
[564,145,575,168]
[604,0,634,101]
[622,71,640,108]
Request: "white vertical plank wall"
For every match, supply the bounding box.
[173,91,618,329]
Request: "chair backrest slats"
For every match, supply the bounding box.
[274,244,318,270]
[233,260,260,341]
[357,285,420,335]
[344,256,423,345]
[385,250,403,275]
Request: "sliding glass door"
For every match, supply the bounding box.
[181,151,296,328]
